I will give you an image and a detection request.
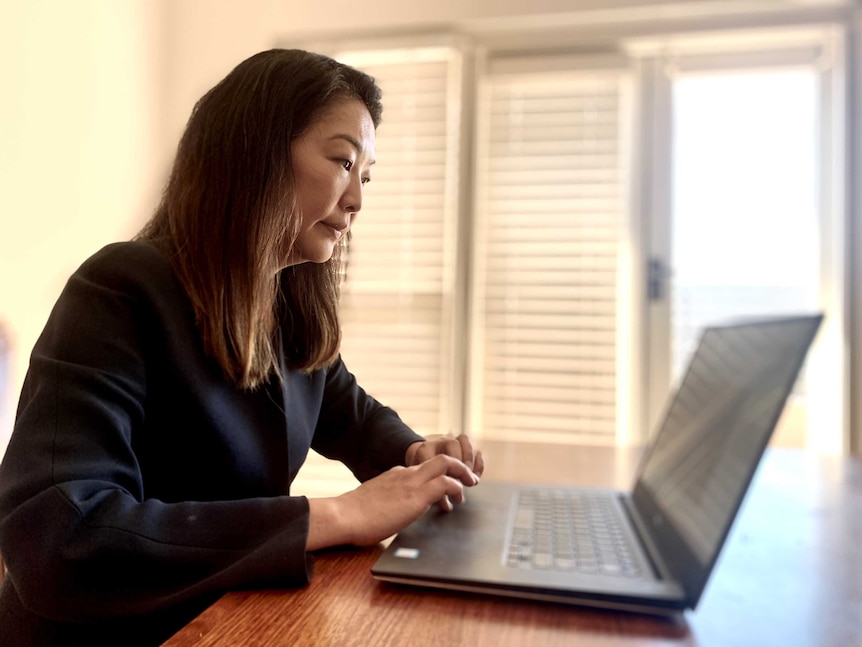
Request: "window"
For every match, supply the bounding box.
[291,22,853,497]
[291,46,463,496]
[293,46,634,498]
[336,47,463,437]
[671,68,820,447]
[469,56,629,445]
[630,26,849,454]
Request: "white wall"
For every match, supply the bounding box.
[0,0,165,449]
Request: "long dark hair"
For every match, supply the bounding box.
[137,49,383,388]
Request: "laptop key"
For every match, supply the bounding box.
[555,557,576,570]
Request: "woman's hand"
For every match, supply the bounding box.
[306,454,480,550]
[404,433,484,513]
[404,433,485,477]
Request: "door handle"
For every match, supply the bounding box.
[648,257,668,301]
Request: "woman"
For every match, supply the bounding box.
[0,49,483,646]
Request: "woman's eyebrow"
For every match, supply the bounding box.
[330,134,376,164]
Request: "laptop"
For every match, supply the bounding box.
[372,314,823,615]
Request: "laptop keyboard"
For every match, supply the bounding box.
[505,488,642,577]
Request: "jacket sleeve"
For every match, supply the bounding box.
[0,243,313,624]
[311,357,425,483]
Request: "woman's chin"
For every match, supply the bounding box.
[281,247,336,269]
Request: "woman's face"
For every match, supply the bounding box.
[284,98,376,268]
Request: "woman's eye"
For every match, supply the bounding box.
[342,160,353,172]
[361,177,371,185]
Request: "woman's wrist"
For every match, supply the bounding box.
[306,497,352,551]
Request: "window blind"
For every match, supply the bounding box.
[470,63,626,445]
[291,47,461,497]
[337,47,460,434]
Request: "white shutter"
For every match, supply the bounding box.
[337,47,460,434]
[470,58,626,445]
[292,47,461,497]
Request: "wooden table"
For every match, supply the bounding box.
[164,442,862,647]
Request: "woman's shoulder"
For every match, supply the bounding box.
[71,240,183,305]
[73,240,179,288]
[78,240,171,275]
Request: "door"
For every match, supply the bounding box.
[639,29,848,453]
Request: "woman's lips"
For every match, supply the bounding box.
[321,220,348,238]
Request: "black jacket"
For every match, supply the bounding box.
[0,241,421,645]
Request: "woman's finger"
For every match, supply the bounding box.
[416,454,478,486]
[472,449,485,477]
[456,434,475,471]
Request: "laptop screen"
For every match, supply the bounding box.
[632,315,822,600]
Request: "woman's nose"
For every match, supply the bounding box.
[341,174,363,215]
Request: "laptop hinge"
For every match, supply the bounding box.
[619,494,673,582]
